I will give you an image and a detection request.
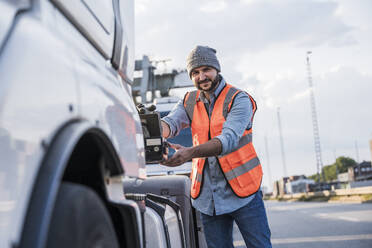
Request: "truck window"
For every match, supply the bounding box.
[51,0,115,59]
[82,0,114,34]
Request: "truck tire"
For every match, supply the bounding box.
[46,182,119,248]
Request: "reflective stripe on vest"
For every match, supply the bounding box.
[184,90,198,122]
[222,87,239,119]
[230,132,252,153]
[224,157,260,181]
[184,83,263,198]
[195,171,202,183]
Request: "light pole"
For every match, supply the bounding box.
[277,107,288,178]
[355,140,360,163]
[264,136,273,190]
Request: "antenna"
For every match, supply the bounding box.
[306,51,324,182]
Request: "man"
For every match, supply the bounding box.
[160,45,272,248]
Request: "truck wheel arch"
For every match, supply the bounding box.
[19,120,125,248]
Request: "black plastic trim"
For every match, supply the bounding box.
[111,0,123,70]
[146,193,186,248]
[145,198,172,247]
[109,200,143,248]
[18,120,123,248]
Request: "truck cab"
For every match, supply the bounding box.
[0,0,143,247]
[0,1,209,247]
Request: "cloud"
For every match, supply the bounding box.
[253,66,372,185]
[135,0,355,65]
[289,89,311,103]
[135,0,372,189]
[199,0,227,13]
[316,66,372,142]
[135,0,357,94]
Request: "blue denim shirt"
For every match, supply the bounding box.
[162,77,256,216]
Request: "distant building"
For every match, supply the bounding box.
[273,175,316,195]
[279,177,289,195]
[272,177,289,197]
[272,181,280,197]
[285,175,315,194]
[337,172,352,182]
[349,161,372,181]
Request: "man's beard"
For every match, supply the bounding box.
[196,74,220,92]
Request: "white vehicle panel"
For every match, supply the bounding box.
[0,15,79,247]
[118,0,135,82]
[0,1,144,246]
[51,0,115,59]
[49,0,144,178]
[0,1,30,48]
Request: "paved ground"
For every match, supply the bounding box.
[233,200,372,247]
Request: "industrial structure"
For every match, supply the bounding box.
[132,56,192,103]
[306,51,324,182]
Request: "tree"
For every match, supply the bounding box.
[307,156,357,182]
[323,164,337,182]
[308,174,320,183]
[335,156,356,174]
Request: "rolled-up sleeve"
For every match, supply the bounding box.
[215,92,253,155]
[162,100,190,138]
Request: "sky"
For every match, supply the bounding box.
[134,0,372,189]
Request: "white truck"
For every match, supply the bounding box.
[0,1,205,247]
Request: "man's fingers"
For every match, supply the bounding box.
[168,142,184,150]
[160,152,185,167]
[160,157,180,167]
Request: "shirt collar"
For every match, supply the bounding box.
[197,76,226,102]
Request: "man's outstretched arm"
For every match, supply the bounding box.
[160,138,222,167]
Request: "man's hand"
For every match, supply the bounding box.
[160,143,194,167]
[161,138,222,167]
[161,120,170,138]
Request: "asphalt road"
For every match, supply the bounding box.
[233,200,372,248]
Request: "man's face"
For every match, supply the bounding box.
[190,66,219,92]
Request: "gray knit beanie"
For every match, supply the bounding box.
[186,46,221,78]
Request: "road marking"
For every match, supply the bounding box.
[233,234,372,246]
[315,210,372,222]
[338,216,359,222]
[267,202,358,211]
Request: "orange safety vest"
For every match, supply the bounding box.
[184,83,263,199]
